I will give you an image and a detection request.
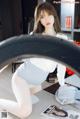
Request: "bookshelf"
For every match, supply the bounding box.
[61,0,80,41]
[61,0,75,40]
[44,0,80,41]
[74,1,80,41]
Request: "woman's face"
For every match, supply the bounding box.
[39,11,54,29]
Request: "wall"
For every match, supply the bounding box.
[0,0,23,41]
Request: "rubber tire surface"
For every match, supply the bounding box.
[0,34,80,76]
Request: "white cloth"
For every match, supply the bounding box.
[55,84,80,105]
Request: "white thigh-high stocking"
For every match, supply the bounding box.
[0,75,32,118]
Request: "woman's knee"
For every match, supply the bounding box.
[19,106,32,118]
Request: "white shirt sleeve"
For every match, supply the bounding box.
[57,63,66,86]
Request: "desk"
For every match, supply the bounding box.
[12,59,26,73]
[12,62,23,73]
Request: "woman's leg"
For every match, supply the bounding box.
[30,84,42,95]
[0,75,32,118]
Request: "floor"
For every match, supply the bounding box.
[0,65,80,119]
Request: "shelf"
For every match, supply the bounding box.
[73,29,80,32]
[48,0,80,41]
[61,28,72,32]
[61,28,80,32]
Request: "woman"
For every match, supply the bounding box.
[33,1,61,34]
[0,2,67,118]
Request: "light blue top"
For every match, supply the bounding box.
[15,59,49,85]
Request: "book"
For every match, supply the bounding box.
[41,105,68,119]
[41,105,80,119]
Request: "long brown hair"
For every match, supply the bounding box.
[33,2,61,33]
